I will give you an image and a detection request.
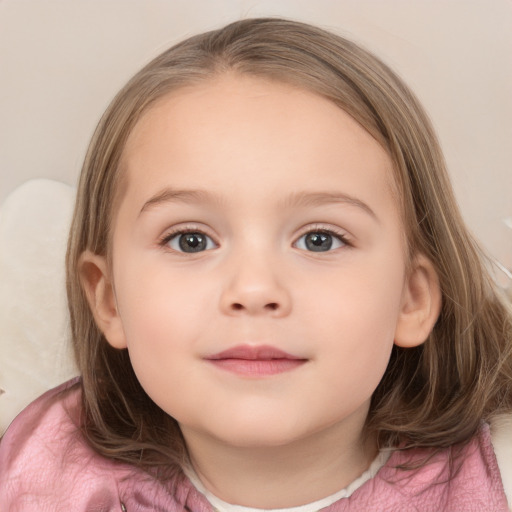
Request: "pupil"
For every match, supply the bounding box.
[179,233,206,252]
[306,232,332,252]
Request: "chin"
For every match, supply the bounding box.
[204,417,315,449]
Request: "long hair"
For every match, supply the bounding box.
[66,17,512,472]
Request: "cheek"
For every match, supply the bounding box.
[300,259,405,373]
[119,282,206,346]
[113,259,210,363]
[115,270,209,414]
[305,259,404,329]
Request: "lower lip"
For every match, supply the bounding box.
[208,358,307,376]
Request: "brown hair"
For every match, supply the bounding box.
[66,17,512,473]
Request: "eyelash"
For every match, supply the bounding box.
[158,225,351,253]
[158,225,218,250]
[295,226,351,249]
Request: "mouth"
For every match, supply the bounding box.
[205,344,308,377]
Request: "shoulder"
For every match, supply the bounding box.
[491,413,512,508]
[0,377,83,471]
[346,424,511,511]
[0,379,207,511]
[0,379,125,510]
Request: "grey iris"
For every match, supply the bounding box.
[305,232,333,252]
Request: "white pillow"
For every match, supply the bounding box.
[0,179,78,435]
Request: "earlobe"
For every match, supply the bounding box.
[394,254,442,348]
[79,250,127,349]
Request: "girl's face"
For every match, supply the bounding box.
[99,74,422,450]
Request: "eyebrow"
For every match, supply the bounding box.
[139,187,378,221]
[282,191,378,221]
[139,188,215,216]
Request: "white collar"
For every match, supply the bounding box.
[185,449,391,512]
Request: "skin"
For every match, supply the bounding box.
[82,74,441,507]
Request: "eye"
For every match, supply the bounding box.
[164,231,217,253]
[294,230,347,252]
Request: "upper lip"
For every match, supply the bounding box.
[206,344,305,361]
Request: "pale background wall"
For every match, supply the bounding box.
[1,0,511,271]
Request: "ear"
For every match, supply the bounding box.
[394,254,442,348]
[78,250,127,349]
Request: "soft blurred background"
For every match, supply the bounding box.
[1,0,511,432]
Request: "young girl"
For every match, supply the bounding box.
[1,17,511,511]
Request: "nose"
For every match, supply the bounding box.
[219,252,292,317]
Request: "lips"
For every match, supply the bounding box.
[206,345,307,376]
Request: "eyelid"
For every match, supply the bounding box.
[295,223,351,242]
[293,224,352,250]
[158,223,219,249]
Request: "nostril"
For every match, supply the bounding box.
[230,302,279,312]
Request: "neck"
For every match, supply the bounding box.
[181,419,376,509]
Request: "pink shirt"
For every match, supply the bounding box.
[0,379,509,511]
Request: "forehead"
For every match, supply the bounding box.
[117,74,397,214]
